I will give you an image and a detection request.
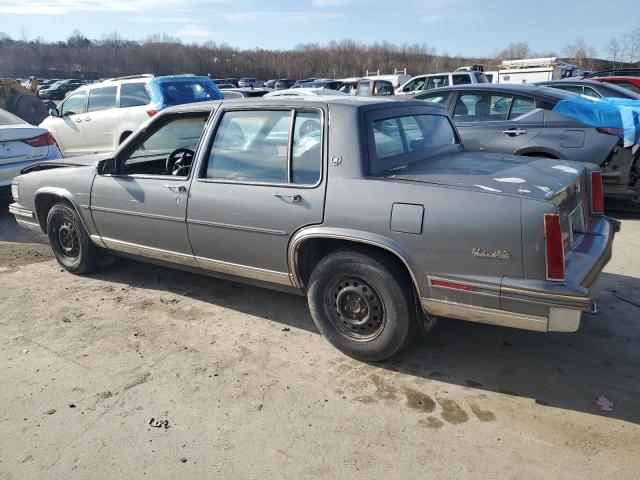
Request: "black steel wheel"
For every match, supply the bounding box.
[308,247,417,361]
[325,276,386,341]
[46,203,99,274]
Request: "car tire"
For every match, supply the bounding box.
[46,203,99,274]
[307,248,417,361]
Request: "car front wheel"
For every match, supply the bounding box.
[307,248,417,361]
[46,203,99,274]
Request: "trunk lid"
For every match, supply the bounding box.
[0,125,51,165]
[381,151,584,201]
[383,151,589,251]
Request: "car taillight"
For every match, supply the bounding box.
[590,171,604,214]
[21,132,57,147]
[146,109,158,117]
[544,213,565,281]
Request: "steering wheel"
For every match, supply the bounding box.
[166,147,195,176]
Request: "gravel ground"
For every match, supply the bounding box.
[0,200,639,479]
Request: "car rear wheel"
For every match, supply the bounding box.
[307,248,417,361]
[46,203,99,274]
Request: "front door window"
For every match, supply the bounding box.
[120,114,208,177]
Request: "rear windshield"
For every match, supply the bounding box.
[370,114,458,172]
[159,80,222,106]
[0,109,23,125]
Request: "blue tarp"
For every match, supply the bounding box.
[147,75,223,110]
[553,95,640,152]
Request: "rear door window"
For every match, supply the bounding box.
[453,93,513,122]
[204,109,322,185]
[358,81,370,96]
[508,97,536,119]
[425,75,449,89]
[120,83,151,107]
[452,74,471,85]
[87,86,117,112]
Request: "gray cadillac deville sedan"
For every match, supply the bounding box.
[9,97,619,360]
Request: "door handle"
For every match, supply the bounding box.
[502,128,527,136]
[274,193,301,203]
[74,118,82,123]
[84,117,91,122]
[163,184,187,193]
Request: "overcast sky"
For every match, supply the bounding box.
[0,0,637,57]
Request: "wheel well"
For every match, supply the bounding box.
[521,151,558,159]
[119,131,132,144]
[295,238,418,295]
[34,193,73,232]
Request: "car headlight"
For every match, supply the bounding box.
[11,182,19,203]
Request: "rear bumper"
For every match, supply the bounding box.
[422,216,618,333]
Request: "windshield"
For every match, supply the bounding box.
[370,113,459,173]
[0,108,24,125]
[159,79,222,106]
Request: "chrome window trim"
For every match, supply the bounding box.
[196,105,325,190]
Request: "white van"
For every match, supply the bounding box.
[41,75,155,157]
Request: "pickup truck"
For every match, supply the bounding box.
[9,97,619,361]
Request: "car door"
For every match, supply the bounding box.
[90,111,211,265]
[450,91,543,154]
[187,106,326,285]
[84,86,118,153]
[49,91,88,156]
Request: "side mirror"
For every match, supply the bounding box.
[49,107,60,117]
[97,158,117,175]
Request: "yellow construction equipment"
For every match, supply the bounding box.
[0,78,49,125]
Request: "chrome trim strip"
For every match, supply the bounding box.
[289,229,420,296]
[500,285,591,310]
[187,218,288,236]
[421,298,548,332]
[98,237,291,286]
[195,256,292,286]
[15,218,41,231]
[33,187,93,235]
[8,203,34,218]
[100,237,199,267]
[90,206,185,223]
[428,275,501,292]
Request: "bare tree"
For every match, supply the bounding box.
[496,42,531,61]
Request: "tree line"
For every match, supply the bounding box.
[0,28,638,81]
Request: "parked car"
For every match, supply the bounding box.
[263,79,277,89]
[9,97,618,360]
[395,71,489,97]
[292,78,317,87]
[584,68,640,79]
[414,84,640,205]
[589,76,640,94]
[215,83,237,90]
[0,108,61,197]
[223,78,239,87]
[263,87,346,98]
[536,79,640,99]
[338,79,394,96]
[238,78,262,88]
[274,79,298,90]
[300,80,344,90]
[221,88,271,99]
[40,74,222,157]
[38,79,85,100]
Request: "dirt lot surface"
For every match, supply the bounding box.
[1,200,639,479]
